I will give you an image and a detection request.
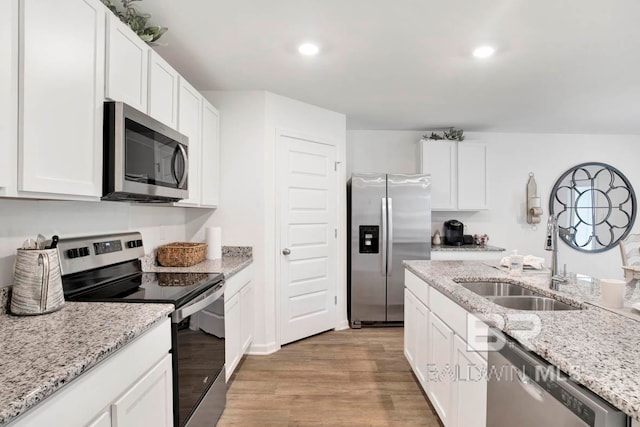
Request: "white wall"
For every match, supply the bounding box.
[347,130,640,280]
[196,90,346,354]
[0,199,188,287]
[347,130,422,176]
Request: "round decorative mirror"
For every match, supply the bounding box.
[549,162,636,253]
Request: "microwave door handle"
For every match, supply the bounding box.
[176,144,188,189]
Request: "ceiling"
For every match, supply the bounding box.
[142,0,640,133]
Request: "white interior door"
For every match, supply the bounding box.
[279,132,338,345]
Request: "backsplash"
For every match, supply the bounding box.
[0,198,195,288]
[222,246,252,258]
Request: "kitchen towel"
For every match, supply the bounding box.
[205,227,222,260]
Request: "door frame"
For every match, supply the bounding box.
[273,128,346,347]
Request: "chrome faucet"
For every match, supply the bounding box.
[545,215,567,290]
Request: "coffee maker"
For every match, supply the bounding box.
[444,219,464,246]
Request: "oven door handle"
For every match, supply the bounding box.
[172,282,224,323]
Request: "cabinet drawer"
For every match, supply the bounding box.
[404,270,428,307]
[429,286,467,339]
[225,264,252,298]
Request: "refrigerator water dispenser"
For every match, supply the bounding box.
[359,225,379,253]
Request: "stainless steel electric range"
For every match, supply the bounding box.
[58,232,226,427]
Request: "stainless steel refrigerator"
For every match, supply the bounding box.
[348,173,431,328]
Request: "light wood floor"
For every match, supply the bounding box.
[217,327,443,426]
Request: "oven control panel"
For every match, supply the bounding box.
[94,239,123,255]
[57,232,145,276]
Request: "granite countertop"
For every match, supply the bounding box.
[0,288,173,425]
[404,260,640,421]
[141,246,252,279]
[432,244,505,252]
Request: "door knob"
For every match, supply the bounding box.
[282,248,291,255]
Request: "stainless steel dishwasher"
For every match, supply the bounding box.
[487,332,628,427]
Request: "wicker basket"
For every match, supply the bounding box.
[157,242,207,267]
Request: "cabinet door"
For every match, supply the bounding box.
[20,0,105,197]
[452,335,487,427]
[225,291,241,381]
[112,354,173,427]
[200,100,220,207]
[457,142,488,210]
[85,409,111,427]
[414,298,429,390]
[0,0,18,192]
[421,140,456,210]
[176,78,202,206]
[240,281,254,354]
[404,289,417,368]
[428,312,454,425]
[148,51,179,129]
[106,13,149,112]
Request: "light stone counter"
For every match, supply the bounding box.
[0,288,173,425]
[404,260,640,421]
[141,246,252,279]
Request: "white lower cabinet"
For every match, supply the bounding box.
[404,269,487,427]
[224,264,254,381]
[452,335,487,427]
[10,318,172,427]
[225,291,241,380]
[428,312,454,425]
[112,355,173,427]
[86,410,111,427]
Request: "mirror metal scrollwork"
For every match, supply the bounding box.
[549,162,636,253]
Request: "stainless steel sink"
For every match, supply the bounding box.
[457,281,581,311]
[488,296,579,311]
[459,281,540,297]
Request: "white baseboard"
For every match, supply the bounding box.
[247,341,280,355]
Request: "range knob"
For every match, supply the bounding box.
[67,248,80,259]
[80,247,90,257]
[136,239,143,247]
[126,240,136,249]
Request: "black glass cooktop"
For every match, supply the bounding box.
[63,261,223,308]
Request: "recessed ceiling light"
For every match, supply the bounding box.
[472,45,495,59]
[298,43,320,56]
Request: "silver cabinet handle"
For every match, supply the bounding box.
[282,248,291,255]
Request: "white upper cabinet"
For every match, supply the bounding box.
[176,78,202,206]
[20,0,105,198]
[420,140,488,211]
[200,99,220,208]
[421,140,457,210]
[148,51,179,129]
[0,0,18,193]
[106,13,149,112]
[457,143,488,210]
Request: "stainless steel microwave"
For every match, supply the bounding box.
[103,101,189,202]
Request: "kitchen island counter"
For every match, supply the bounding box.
[404,260,640,421]
[0,289,173,425]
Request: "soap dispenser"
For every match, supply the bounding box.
[509,250,524,276]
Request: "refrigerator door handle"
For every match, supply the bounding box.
[381,197,387,276]
[387,198,393,274]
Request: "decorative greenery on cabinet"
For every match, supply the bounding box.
[101,0,167,43]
